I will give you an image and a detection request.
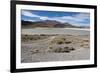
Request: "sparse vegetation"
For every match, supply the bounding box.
[65,41,72,44]
[50,36,72,45]
[83,40,89,42]
[21,35,49,42]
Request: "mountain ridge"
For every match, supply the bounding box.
[21,20,89,28]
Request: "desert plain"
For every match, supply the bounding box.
[21,28,90,63]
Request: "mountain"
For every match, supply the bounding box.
[21,20,86,28]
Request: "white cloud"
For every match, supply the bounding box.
[40,17,49,20]
[22,18,37,22]
[22,10,40,18]
[26,19,37,22]
[74,13,90,19]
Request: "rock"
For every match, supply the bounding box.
[69,47,75,51]
[30,49,39,54]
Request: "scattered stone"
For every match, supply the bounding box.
[30,49,40,54]
[69,47,75,51]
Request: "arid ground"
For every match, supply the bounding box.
[21,28,90,63]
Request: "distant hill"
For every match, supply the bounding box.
[21,20,89,28]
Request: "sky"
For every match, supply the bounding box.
[21,9,90,26]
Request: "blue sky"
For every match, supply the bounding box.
[21,9,90,26]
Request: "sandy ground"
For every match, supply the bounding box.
[21,29,90,63]
[21,48,89,63]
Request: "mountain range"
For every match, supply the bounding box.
[21,20,89,28]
